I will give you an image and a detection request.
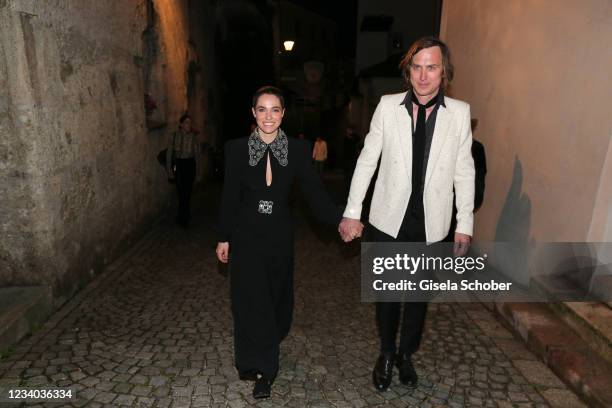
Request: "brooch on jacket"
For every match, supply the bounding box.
[248,130,288,166]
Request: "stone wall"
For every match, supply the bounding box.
[0,0,217,304]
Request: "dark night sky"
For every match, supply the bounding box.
[284,0,358,59]
[213,0,358,143]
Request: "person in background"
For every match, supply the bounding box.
[444,118,487,241]
[470,119,486,212]
[167,114,199,227]
[297,131,312,153]
[312,136,328,174]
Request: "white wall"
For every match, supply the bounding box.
[441,0,612,243]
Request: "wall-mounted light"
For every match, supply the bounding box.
[283,40,295,51]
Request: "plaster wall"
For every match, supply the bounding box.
[440,0,612,244]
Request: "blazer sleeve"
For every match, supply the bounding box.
[343,97,385,219]
[296,140,342,225]
[217,140,241,242]
[453,104,475,236]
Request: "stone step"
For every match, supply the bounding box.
[494,302,612,408]
[530,273,612,364]
[0,286,53,357]
[552,302,612,365]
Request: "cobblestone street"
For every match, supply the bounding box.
[0,184,587,408]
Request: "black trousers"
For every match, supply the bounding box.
[175,158,195,225]
[370,199,428,356]
[230,231,294,380]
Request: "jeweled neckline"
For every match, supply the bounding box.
[248,129,288,166]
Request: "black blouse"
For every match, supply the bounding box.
[217,132,341,242]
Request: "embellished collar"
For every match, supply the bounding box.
[248,129,289,166]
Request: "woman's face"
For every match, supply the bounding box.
[252,94,284,135]
[180,117,192,133]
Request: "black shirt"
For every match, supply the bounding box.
[400,90,446,191]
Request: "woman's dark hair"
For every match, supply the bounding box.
[399,36,454,91]
[252,86,285,109]
[179,113,191,124]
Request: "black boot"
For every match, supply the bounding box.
[252,374,272,399]
[396,354,418,387]
[372,353,395,391]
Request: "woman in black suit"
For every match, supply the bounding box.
[216,86,341,399]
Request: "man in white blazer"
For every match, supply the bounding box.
[339,37,475,391]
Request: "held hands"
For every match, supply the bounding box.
[338,217,364,243]
[216,242,229,263]
[338,219,471,252]
[453,233,471,257]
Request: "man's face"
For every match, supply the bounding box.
[409,46,443,100]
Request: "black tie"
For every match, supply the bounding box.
[410,92,438,219]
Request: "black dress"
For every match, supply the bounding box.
[217,130,341,380]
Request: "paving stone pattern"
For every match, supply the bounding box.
[0,187,587,407]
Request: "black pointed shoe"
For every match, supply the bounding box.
[252,374,272,399]
[372,353,395,391]
[396,354,418,387]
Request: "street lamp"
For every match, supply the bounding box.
[283,40,295,52]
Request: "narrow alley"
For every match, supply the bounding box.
[0,184,586,408]
[2,1,611,407]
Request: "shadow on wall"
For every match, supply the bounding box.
[534,251,612,302]
[492,156,532,285]
[489,158,611,300]
[495,156,532,242]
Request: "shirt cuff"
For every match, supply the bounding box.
[343,206,362,220]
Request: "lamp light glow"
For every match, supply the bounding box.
[283,40,295,51]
